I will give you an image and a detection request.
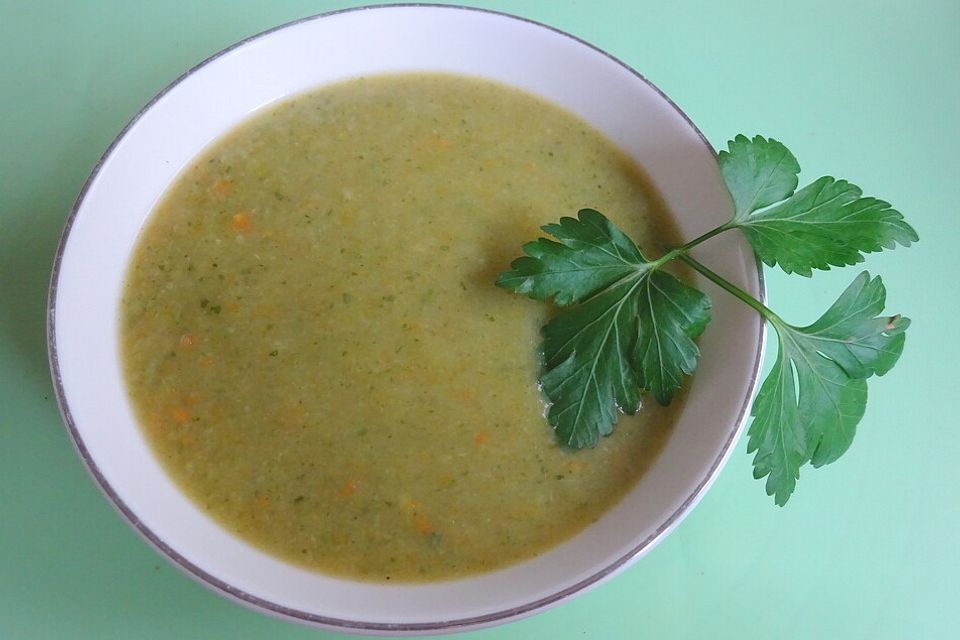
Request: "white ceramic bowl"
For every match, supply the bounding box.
[48,5,764,635]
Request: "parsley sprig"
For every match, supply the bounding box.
[497,135,917,504]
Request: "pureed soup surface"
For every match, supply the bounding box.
[122,73,687,582]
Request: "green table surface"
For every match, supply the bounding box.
[2,1,957,638]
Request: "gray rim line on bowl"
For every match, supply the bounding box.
[46,3,767,634]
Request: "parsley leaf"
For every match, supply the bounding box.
[495,208,648,305]
[632,272,712,405]
[719,134,800,219]
[496,209,710,447]
[747,272,908,505]
[721,137,918,276]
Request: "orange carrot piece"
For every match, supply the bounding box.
[211,179,233,195]
[231,210,252,233]
[338,479,358,498]
[413,513,434,535]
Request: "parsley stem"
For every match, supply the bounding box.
[676,221,735,252]
[655,222,733,266]
[678,253,783,324]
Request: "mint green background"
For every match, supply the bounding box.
[1,1,957,638]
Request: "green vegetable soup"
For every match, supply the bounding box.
[121,73,686,581]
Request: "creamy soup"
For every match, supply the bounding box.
[121,73,687,581]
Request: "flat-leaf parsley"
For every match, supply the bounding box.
[496,209,710,448]
[497,135,917,504]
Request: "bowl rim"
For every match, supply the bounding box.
[46,3,766,634]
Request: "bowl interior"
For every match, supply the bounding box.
[50,5,762,633]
